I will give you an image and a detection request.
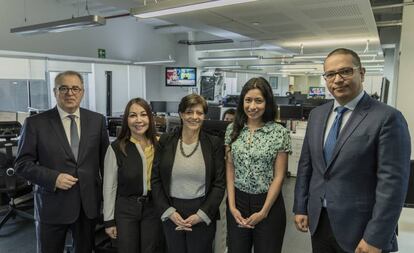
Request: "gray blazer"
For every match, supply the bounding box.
[15,107,109,224]
[293,93,411,252]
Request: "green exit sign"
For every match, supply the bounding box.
[98,48,106,58]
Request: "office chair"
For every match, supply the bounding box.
[0,154,34,230]
[0,121,34,230]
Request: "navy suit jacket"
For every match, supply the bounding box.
[15,107,109,224]
[293,93,411,252]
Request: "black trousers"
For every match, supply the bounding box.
[163,197,216,253]
[36,206,95,253]
[312,209,389,253]
[311,208,347,253]
[227,188,286,253]
[115,195,165,253]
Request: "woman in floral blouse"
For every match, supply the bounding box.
[225,77,292,253]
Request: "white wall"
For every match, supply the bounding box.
[0,0,177,61]
[0,57,45,80]
[94,63,145,116]
[397,4,414,159]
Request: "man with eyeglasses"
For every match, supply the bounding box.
[15,71,109,253]
[293,48,411,253]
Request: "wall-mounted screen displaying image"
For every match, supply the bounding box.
[308,86,325,97]
[166,67,197,87]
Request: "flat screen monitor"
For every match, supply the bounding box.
[166,67,197,87]
[274,96,291,106]
[279,105,303,120]
[206,106,221,120]
[166,102,180,113]
[223,95,240,107]
[308,87,326,97]
[380,77,390,104]
[150,101,167,113]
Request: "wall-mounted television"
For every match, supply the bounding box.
[166,67,197,87]
[308,86,326,97]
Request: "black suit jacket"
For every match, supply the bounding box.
[151,130,225,221]
[15,107,109,224]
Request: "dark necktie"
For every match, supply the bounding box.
[324,106,348,163]
[68,115,79,160]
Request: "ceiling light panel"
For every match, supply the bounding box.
[10,15,105,35]
[131,0,257,19]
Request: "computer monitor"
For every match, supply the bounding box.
[380,77,390,104]
[279,105,303,120]
[274,96,291,106]
[223,95,240,107]
[308,87,326,97]
[202,120,230,139]
[303,98,330,107]
[206,106,221,120]
[107,117,122,137]
[292,93,308,105]
[166,102,180,114]
[150,101,167,113]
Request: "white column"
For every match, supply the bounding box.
[396,4,414,159]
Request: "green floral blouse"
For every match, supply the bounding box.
[225,121,292,194]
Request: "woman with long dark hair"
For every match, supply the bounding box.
[103,97,164,253]
[225,77,291,253]
[151,94,225,253]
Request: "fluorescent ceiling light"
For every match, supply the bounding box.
[362,59,384,63]
[10,15,105,35]
[203,65,241,69]
[282,37,379,47]
[199,55,259,61]
[132,0,257,19]
[134,59,176,65]
[293,53,380,59]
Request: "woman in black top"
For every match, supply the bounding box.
[151,94,225,253]
[103,98,164,253]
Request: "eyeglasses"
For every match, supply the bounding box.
[322,67,360,81]
[56,86,83,94]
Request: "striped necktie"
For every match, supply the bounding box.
[324,106,348,164]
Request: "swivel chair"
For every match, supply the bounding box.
[0,121,34,230]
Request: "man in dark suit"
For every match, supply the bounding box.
[15,71,109,253]
[293,48,411,253]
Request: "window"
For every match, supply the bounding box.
[269,76,278,89]
[0,79,48,112]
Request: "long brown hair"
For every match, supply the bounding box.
[229,77,275,146]
[117,98,158,155]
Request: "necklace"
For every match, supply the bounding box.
[179,138,199,158]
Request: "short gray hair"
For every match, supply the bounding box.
[55,71,84,87]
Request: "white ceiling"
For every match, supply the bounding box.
[55,0,384,74]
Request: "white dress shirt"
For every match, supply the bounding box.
[56,105,81,145]
[323,91,365,145]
